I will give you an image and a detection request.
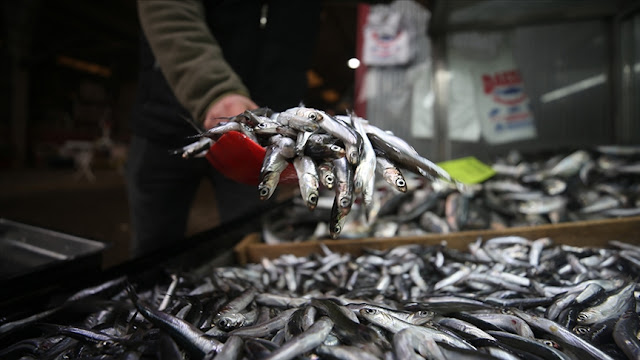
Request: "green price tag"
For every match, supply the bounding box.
[437,156,495,184]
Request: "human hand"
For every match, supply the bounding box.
[203,94,258,130]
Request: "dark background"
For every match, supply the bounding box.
[0,0,366,268]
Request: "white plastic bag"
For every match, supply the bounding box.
[362,7,414,66]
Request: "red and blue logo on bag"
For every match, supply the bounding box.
[482,70,534,132]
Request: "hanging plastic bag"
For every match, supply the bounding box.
[362,6,415,66]
[473,40,536,144]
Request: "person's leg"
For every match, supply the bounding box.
[126,136,206,258]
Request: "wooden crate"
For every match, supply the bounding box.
[234,216,640,265]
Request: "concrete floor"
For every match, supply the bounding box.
[0,168,221,269]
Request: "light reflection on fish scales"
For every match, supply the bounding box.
[175,106,461,239]
[3,238,640,359]
[260,146,640,242]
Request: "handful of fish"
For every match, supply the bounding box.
[260,146,640,242]
[173,106,461,238]
[3,236,640,359]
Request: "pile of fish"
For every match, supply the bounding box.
[260,146,640,242]
[173,106,462,238]
[2,236,640,359]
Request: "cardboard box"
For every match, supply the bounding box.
[234,216,640,265]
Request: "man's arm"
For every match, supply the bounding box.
[137,0,252,126]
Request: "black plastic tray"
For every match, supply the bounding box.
[0,218,107,304]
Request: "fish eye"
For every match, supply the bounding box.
[308,112,317,120]
[334,224,341,233]
[573,326,589,335]
[309,194,318,204]
[259,187,270,197]
[325,175,334,184]
[364,308,377,314]
[330,145,341,152]
[577,313,589,321]
[419,310,432,316]
[542,340,561,349]
[258,123,268,128]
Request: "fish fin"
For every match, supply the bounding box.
[178,114,204,134]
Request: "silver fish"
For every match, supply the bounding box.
[349,114,376,208]
[292,156,319,211]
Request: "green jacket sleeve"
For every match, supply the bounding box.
[137,0,250,124]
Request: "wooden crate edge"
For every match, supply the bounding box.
[241,216,640,264]
[234,232,261,265]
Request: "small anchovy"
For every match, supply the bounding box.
[358,307,475,350]
[37,323,122,344]
[580,195,621,214]
[518,196,567,215]
[317,161,335,190]
[574,283,606,305]
[254,121,297,138]
[487,330,572,360]
[316,344,380,360]
[263,316,333,360]
[332,157,355,215]
[349,114,376,207]
[576,282,636,325]
[545,150,591,178]
[214,287,257,331]
[270,134,296,160]
[542,177,567,196]
[602,207,640,217]
[393,327,446,360]
[207,335,243,360]
[484,179,532,193]
[418,211,450,233]
[546,292,579,321]
[129,287,222,358]
[511,309,615,360]
[329,193,349,238]
[294,130,312,157]
[365,123,452,183]
[229,308,298,338]
[436,316,496,341]
[375,154,407,192]
[198,121,258,143]
[613,310,640,360]
[255,294,310,308]
[239,108,273,126]
[313,110,362,166]
[347,303,434,325]
[596,145,640,156]
[467,312,535,338]
[275,111,320,133]
[292,156,319,211]
[172,137,212,159]
[258,142,290,200]
[445,192,469,232]
[304,135,346,160]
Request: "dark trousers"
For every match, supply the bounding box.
[125,136,266,258]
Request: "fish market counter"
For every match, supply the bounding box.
[1,214,640,359]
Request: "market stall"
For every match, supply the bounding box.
[2,1,640,359]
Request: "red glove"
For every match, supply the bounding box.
[206,131,297,185]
